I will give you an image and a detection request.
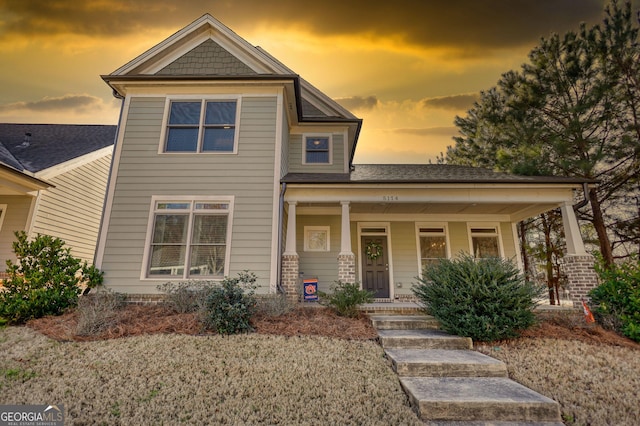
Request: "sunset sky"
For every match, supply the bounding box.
[0,0,629,163]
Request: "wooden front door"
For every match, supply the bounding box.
[361,236,390,298]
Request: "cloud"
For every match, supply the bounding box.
[0,0,608,52]
[390,127,458,137]
[422,94,479,111]
[0,94,104,113]
[335,95,379,111]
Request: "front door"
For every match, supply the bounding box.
[361,236,390,298]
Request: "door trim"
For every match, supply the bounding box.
[357,222,394,300]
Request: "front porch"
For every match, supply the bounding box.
[279,182,599,308]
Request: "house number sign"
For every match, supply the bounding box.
[382,195,399,201]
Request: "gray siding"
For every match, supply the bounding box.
[280,111,289,178]
[101,96,278,293]
[448,222,469,256]
[0,195,32,266]
[288,133,345,173]
[30,154,112,263]
[389,222,419,295]
[500,222,517,260]
[297,215,340,293]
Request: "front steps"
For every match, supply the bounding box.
[371,315,563,425]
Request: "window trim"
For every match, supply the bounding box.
[159,96,241,155]
[302,134,333,165]
[415,222,450,276]
[141,195,235,280]
[304,226,330,252]
[467,223,504,258]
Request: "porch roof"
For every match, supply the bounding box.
[282,164,594,185]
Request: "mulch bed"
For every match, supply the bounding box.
[25,304,638,349]
[26,305,379,342]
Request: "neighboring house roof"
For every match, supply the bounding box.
[282,164,594,184]
[0,124,116,174]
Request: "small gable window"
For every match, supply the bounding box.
[304,135,331,164]
[164,99,239,153]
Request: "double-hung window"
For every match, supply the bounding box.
[165,99,238,153]
[417,225,448,272]
[469,225,501,258]
[145,197,233,279]
[304,135,331,164]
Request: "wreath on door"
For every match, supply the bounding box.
[365,241,383,260]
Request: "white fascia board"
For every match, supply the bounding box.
[35,145,113,180]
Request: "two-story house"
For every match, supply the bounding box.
[96,14,598,306]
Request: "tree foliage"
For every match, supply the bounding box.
[446,1,640,265]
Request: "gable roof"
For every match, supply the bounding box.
[0,124,116,174]
[282,164,594,185]
[102,14,359,123]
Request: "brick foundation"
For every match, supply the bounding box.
[337,253,356,283]
[561,254,599,308]
[281,254,300,302]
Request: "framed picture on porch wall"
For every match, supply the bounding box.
[304,226,330,252]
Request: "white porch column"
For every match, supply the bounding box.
[284,201,297,255]
[339,201,353,256]
[560,201,587,255]
[338,201,356,283]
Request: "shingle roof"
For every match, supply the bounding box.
[282,164,593,184]
[0,124,116,173]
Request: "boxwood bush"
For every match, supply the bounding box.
[412,254,544,342]
[590,258,640,342]
[202,271,257,335]
[319,281,373,318]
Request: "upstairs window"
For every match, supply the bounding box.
[304,135,331,164]
[470,226,501,258]
[165,99,238,153]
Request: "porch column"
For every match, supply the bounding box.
[282,202,299,302]
[338,201,356,283]
[559,201,599,308]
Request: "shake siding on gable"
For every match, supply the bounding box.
[0,195,33,265]
[30,154,112,263]
[100,96,278,293]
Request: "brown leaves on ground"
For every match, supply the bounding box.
[27,305,378,342]
[516,311,640,350]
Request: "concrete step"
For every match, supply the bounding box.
[370,314,440,330]
[378,329,472,350]
[426,421,564,426]
[400,377,562,423]
[385,348,507,377]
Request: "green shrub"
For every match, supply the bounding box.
[319,281,374,318]
[157,280,217,313]
[0,232,104,324]
[412,254,544,342]
[591,258,640,342]
[201,271,257,335]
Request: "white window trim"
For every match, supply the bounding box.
[302,133,333,165]
[158,96,242,155]
[303,226,330,252]
[140,195,235,280]
[415,222,450,276]
[467,222,504,258]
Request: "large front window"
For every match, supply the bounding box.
[470,226,501,258]
[418,225,448,272]
[165,100,238,153]
[146,198,233,278]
